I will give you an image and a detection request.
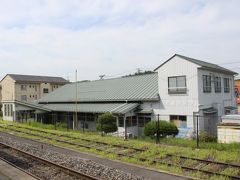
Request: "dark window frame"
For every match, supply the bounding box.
[21,95,27,101]
[224,78,230,93]
[214,76,221,93]
[168,76,187,94]
[21,85,27,91]
[43,88,49,93]
[203,75,212,93]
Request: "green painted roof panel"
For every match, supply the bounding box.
[38,73,159,103]
[42,103,139,114]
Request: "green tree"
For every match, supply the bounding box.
[96,112,118,134]
[144,120,179,138]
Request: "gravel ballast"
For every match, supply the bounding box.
[0,135,147,180]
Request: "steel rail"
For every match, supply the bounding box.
[11,125,240,168]
[0,156,42,180]
[1,125,240,179]
[0,142,99,180]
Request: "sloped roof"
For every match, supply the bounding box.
[38,73,159,103]
[1,100,51,111]
[155,54,237,75]
[6,74,69,84]
[42,103,139,114]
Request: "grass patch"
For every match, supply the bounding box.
[0,120,240,180]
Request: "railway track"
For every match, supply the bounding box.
[1,124,240,179]
[0,141,99,180]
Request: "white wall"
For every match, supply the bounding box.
[198,69,236,116]
[2,102,15,121]
[156,56,200,128]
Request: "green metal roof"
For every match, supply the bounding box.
[1,100,51,112]
[155,54,238,75]
[38,73,159,103]
[42,103,139,114]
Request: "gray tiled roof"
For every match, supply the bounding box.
[155,54,238,75]
[8,74,69,84]
[38,73,159,103]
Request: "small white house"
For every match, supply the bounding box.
[155,54,237,136]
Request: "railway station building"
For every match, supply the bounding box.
[1,54,238,137]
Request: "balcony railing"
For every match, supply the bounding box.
[168,87,187,94]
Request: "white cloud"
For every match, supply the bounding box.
[0,0,240,81]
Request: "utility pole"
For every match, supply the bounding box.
[74,69,78,130]
[196,114,199,148]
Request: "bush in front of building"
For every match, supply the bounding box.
[199,131,217,142]
[144,120,179,138]
[96,112,118,134]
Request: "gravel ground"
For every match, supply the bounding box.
[0,135,147,180]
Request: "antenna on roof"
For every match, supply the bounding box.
[136,68,142,74]
[99,75,105,80]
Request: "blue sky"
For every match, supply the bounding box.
[0,0,240,81]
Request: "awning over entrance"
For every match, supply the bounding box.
[224,106,237,111]
[135,109,153,114]
[202,107,217,114]
[42,103,139,114]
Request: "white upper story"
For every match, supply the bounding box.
[155,54,237,117]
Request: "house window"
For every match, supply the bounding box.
[21,95,27,101]
[29,85,31,88]
[224,78,230,93]
[126,116,137,127]
[170,115,187,128]
[118,117,124,127]
[21,85,27,90]
[43,88,49,93]
[214,77,221,93]
[138,116,151,127]
[168,76,187,94]
[203,75,211,93]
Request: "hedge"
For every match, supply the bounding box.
[144,120,179,137]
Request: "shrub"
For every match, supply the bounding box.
[96,112,118,133]
[199,131,217,142]
[144,120,178,138]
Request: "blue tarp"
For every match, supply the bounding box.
[176,128,192,138]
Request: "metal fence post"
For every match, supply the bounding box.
[124,116,127,140]
[156,114,160,144]
[196,115,199,148]
[101,119,103,137]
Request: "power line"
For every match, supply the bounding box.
[218,61,240,65]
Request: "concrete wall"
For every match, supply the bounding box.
[1,75,65,103]
[218,125,240,143]
[198,69,236,117]
[15,83,40,102]
[0,75,15,101]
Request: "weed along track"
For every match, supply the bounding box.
[1,124,240,179]
[0,142,99,180]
